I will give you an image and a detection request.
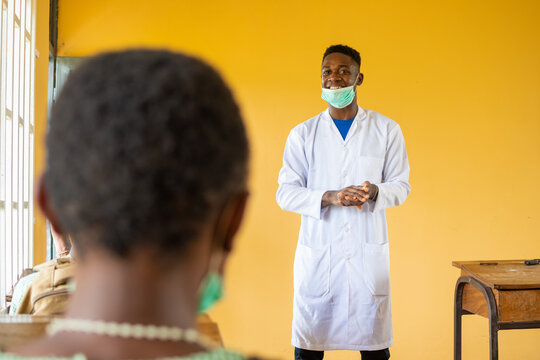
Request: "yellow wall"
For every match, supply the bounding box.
[33,0,49,264]
[53,1,539,358]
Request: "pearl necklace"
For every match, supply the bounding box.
[47,318,217,349]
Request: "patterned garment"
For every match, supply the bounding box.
[8,272,39,315]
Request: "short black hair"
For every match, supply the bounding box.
[45,49,249,258]
[322,44,361,68]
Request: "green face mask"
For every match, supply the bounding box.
[198,271,223,313]
[321,73,360,109]
[321,84,356,109]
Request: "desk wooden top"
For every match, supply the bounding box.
[453,260,540,290]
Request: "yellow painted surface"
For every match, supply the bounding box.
[32,0,49,265]
[55,1,540,359]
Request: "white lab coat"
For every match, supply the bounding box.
[276,108,410,351]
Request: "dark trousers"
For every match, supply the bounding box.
[295,347,390,360]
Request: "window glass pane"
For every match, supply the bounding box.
[5,200,12,286]
[14,0,19,20]
[24,37,29,119]
[23,205,28,268]
[0,114,4,202]
[28,130,33,263]
[11,112,17,202]
[5,115,12,289]
[18,201,23,277]
[13,22,19,117]
[18,25,24,120]
[25,0,30,34]
[18,123,22,202]
[18,0,23,35]
[1,3,7,109]
[5,114,11,202]
[0,1,3,61]
[23,120,28,203]
[0,4,6,204]
[11,206,17,284]
[0,203,5,304]
[5,0,12,111]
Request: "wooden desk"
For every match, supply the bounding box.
[0,314,222,349]
[453,260,540,360]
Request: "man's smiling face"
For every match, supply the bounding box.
[321,52,363,89]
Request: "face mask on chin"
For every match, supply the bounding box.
[321,74,360,109]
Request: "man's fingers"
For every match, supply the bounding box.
[345,194,367,202]
[338,187,370,206]
[343,195,367,206]
[344,195,362,203]
[343,188,365,198]
[335,188,373,207]
[357,182,371,193]
[344,191,368,201]
[349,186,369,195]
[350,185,371,198]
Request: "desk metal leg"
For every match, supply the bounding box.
[454,276,499,360]
[490,314,499,360]
[454,279,465,360]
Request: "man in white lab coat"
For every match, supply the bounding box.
[276,45,410,360]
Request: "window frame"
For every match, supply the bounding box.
[0,0,36,309]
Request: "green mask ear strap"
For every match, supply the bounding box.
[197,197,238,313]
[198,272,223,313]
[353,72,360,87]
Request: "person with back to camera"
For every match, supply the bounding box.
[2,49,250,359]
[276,45,410,360]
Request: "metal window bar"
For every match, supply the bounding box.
[0,0,35,310]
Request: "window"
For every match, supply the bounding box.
[0,0,36,309]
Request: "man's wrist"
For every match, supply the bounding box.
[322,191,337,208]
[370,184,379,201]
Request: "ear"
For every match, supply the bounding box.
[36,174,64,235]
[211,191,248,275]
[356,72,364,87]
[221,191,249,253]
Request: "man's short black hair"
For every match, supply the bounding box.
[45,49,249,258]
[322,44,361,68]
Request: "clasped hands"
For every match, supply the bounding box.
[322,181,379,209]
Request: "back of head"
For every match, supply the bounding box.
[45,49,249,258]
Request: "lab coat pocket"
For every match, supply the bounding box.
[294,244,330,298]
[356,156,384,184]
[363,242,390,296]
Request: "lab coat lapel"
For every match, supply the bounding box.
[323,107,367,145]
